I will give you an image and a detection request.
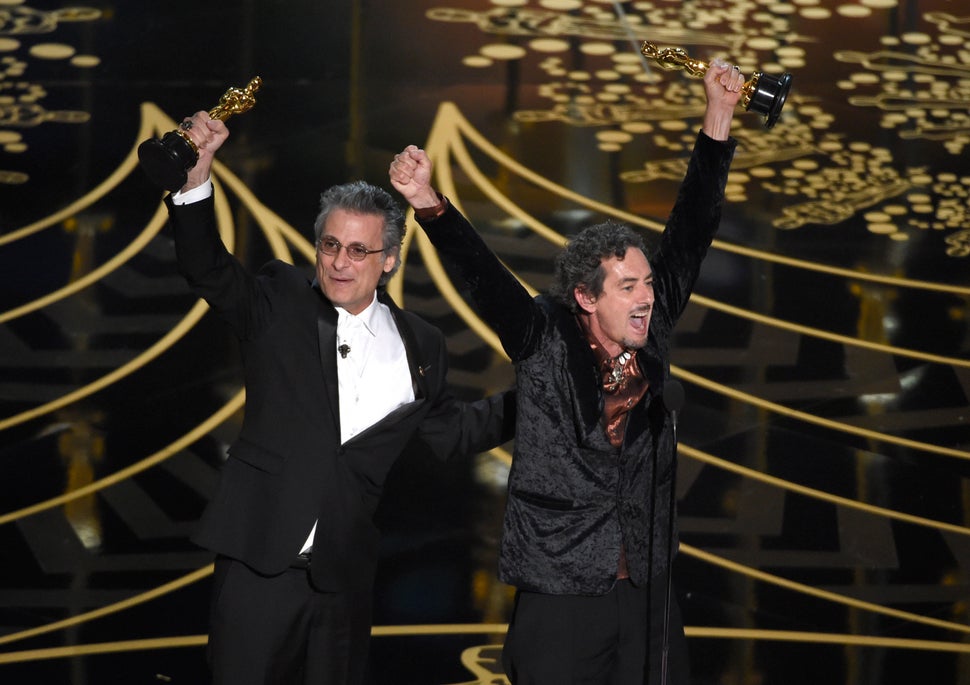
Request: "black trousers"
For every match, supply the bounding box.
[502,577,689,685]
[207,556,373,685]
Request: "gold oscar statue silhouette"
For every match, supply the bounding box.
[138,76,262,191]
[640,42,791,129]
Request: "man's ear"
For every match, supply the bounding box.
[382,247,399,273]
[574,286,596,314]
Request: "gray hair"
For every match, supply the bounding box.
[313,180,406,286]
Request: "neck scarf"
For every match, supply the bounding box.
[575,315,649,448]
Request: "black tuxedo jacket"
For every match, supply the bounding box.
[166,195,512,591]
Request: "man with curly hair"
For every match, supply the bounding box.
[390,61,744,684]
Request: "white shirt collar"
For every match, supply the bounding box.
[335,292,380,338]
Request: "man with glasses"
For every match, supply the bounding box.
[164,111,514,685]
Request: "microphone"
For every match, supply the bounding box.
[659,377,685,685]
[338,344,351,359]
[662,379,685,427]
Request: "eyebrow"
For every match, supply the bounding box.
[617,274,653,286]
[322,236,370,248]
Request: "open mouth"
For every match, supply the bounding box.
[630,312,649,334]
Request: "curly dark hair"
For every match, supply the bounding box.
[313,180,406,287]
[550,221,648,314]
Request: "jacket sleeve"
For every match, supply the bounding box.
[408,325,516,461]
[165,193,274,339]
[416,389,517,462]
[417,204,545,362]
[651,131,737,329]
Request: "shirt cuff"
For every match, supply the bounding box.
[170,180,213,205]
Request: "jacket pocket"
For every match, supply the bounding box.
[227,439,284,474]
[510,489,579,512]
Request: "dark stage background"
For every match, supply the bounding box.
[2,1,970,683]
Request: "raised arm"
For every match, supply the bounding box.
[389,146,545,362]
[651,61,743,326]
[164,112,272,338]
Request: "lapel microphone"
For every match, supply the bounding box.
[338,344,351,359]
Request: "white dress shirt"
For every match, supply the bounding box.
[334,295,416,443]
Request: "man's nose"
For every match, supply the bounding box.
[331,246,353,268]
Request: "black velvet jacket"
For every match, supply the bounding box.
[418,131,736,594]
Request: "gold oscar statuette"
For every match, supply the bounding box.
[640,42,792,129]
[138,76,263,191]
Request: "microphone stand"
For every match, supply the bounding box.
[660,381,684,685]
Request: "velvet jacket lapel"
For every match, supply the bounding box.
[554,306,606,447]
